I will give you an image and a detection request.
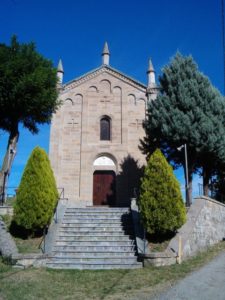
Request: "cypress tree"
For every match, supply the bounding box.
[139,149,186,235]
[13,147,58,233]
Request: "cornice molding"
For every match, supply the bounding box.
[61,66,147,94]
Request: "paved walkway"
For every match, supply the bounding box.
[154,251,225,300]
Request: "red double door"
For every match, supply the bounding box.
[93,171,116,206]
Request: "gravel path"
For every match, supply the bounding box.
[154,251,225,300]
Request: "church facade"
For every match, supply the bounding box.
[49,43,158,207]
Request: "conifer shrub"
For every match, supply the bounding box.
[13,147,58,234]
[139,149,186,236]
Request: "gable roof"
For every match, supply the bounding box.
[61,65,147,93]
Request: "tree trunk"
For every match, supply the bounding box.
[203,166,210,197]
[0,127,19,204]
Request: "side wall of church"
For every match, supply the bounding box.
[49,70,148,206]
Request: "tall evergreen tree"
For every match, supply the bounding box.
[0,36,59,202]
[139,149,186,235]
[13,147,58,233]
[142,53,225,204]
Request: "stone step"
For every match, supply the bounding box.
[66,207,129,213]
[64,213,130,217]
[66,208,129,212]
[63,215,130,220]
[46,262,142,270]
[60,232,127,236]
[59,226,132,235]
[60,226,129,232]
[51,251,136,258]
[56,235,132,241]
[61,219,128,224]
[60,222,129,228]
[59,230,133,236]
[58,230,133,236]
[64,212,130,216]
[47,257,139,264]
[55,240,134,246]
[48,206,139,270]
[53,245,135,252]
[63,215,128,221]
[62,219,132,226]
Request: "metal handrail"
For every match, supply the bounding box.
[1,187,66,206]
[54,187,68,224]
[39,225,48,253]
[57,187,65,200]
[198,183,225,203]
[198,183,203,196]
[39,187,68,253]
[143,228,146,255]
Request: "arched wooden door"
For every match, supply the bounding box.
[93,170,116,206]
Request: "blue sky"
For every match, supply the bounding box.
[0,0,223,197]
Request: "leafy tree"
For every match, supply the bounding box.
[0,36,59,201]
[13,147,58,233]
[210,167,225,203]
[142,53,225,204]
[139,149,186,235]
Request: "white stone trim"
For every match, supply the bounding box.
[93,156,115,166]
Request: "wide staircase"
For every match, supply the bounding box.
[46,206,142,269]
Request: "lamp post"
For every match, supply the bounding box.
[178,144,189,207]
[184,144,189,207]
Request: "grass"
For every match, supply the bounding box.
[0,241,225,300]
[13,236,42,254]
[147,232,175,252]
[0,215,42,254]
[148,238,171,252]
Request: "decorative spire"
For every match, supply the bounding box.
[146,58,159,101]
[102,42,110,65]
[147,58,155,73]
[57,59,64,73]
[57,59,64,85]
[147,58,156,87]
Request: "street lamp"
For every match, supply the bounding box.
[177,144,189,207]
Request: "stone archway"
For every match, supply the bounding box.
[93,156,116,206]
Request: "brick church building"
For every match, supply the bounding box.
[49,43,158,207]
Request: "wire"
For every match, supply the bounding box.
[221,0,225,94]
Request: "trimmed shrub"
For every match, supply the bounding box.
[139,149,186,235]
[13,147,58,233]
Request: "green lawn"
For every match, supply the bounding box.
[13,236,42,254]
[0,241,225,300]
[1,215,42,254]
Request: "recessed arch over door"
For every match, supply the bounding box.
[93,155,116,206]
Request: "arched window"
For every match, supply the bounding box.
[100,116,111,140]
